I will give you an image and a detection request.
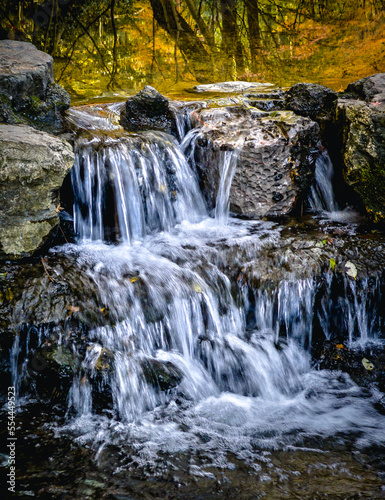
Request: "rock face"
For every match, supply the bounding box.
[0,124,74,257]
[190,106,321,218]
[0,40,70,134]
[120,85,176,135]
[336,74,385,221]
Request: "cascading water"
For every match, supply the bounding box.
[8,101,385,491]
[214,148,240,224]
[72,132,206,243]
[309,150,338,212]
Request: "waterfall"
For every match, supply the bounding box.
[215,149,240,224]
[8,101,385,485]
[72,132,207,243]
[308,151,338,212]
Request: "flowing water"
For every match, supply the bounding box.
[5,102,385,497]
[309,151,338,213]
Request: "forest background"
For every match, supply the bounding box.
[1,0,385,101]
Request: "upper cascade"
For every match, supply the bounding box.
[68,103,207,243]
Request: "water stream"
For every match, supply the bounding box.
[5,101,385,496]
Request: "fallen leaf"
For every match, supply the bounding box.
[67,305,79,314]
[193,283,202,293]
[329,258,336,271]
[362,358,374,371]
[345,261,357,279]
[129,276,139,283]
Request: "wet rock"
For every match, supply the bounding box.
[238,225,385,288]
[141,358,183,391]
[334,74,385,222]
[26,338,81,403]
[0,40,70,134]
[120,85,177,135]
[238,236,329,288]
[285,83,338,122]
[191,106,321,218]
[245,98,285,112]
[316,341,385,395]
[0,124,74,258]
[335,101,385,220]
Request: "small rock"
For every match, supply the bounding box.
[120,85,176,135]
[285,82,338,124]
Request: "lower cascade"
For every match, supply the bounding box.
[3,100,385,496]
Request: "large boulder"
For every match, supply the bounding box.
[120,85,177,135]
[335,73,385,221]
[0,124,74,257]
[190,106,321,218]
[0,40,70,134]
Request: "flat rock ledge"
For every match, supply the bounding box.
[0,124,74,258]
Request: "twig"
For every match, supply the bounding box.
[59,225,69,244]
[41,257,56,282]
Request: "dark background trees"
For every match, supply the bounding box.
[1,0,384,97]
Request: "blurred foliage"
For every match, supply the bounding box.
[0,0,385,101]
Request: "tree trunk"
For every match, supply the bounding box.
[149,0,212,82]
[220,0,244,78]
[245,0,261,72]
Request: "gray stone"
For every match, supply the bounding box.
[0,40,70,134]
[0,124,74,257]
[345,73,385,109]
[0,40,53,99]
[190,106,321,218]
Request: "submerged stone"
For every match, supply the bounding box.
[141,358,183,391]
